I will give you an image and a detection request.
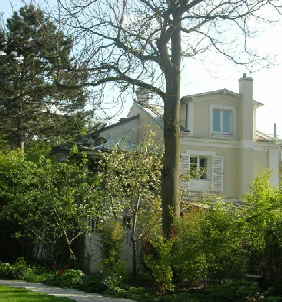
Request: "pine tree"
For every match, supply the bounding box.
[0,4,90,151]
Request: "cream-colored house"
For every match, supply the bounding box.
[100,74,281,200]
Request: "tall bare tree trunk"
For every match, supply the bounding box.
[161,10,182,239]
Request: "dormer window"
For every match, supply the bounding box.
[211,107,234,136]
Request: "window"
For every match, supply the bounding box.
[183,100,193,133]
[212,108,233,135]
[189,155,208,180]
[185,103,190,131]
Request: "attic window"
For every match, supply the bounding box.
[212,108,233,136]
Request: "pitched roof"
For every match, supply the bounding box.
[97,114,140,151]
[183,88,239,98]
[182,88,263,107]
[255,130,281,143]
[101,114,139,131]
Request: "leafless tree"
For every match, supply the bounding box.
[55,0,281,238]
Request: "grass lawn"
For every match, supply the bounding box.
[0,285,75,302]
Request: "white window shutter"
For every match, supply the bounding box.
[212,156,224,193]
[180,152,190,175]
[180,152,190,192]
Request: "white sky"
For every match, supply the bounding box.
[1,0,282,138]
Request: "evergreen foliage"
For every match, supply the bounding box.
[0,5,90,150]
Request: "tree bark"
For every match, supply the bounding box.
[161,11,182,239]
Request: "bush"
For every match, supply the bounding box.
[0,258,36,280]
[204,280,261,301]
[45,269,85,288]
[0,262,13,279]
[244,174,282,293]
[144,237,175,294]
[10,257,31,279]
[0,151,100,265]
[102,272,125,294]
[22,267,53,283]
[197,202,249,281]
[142,204,246,293]
[144,204,249,292]
[81,273,107,293]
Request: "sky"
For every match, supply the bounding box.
[1,0,282,138]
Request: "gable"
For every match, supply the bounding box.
[99,115,139,150]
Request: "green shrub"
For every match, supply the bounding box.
[45,269,85,288]
[205,280,260,301]
[0,151,101,265]
[60,269,85,287]
[99,221,125,271]
[98,220,127,293]
[23,268,53,283]
[144,237,175,295]
[0,259,54,283]
[158,293,201,302]
[244,174,282,293]
[10,257,31,279]
[199,202,249,281]
[102,272,124,294]
[172,209,208,285]
[80,273,107,293]
[169,204,249,286]
[0,258,35,280]
[264,297,282,302]
[124,286,157,302]
[0,262,13,279]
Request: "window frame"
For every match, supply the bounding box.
[210,105,236,138]
[189,154,209,181]
[183,100,193,134]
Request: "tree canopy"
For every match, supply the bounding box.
[57,0,281,238]
[0,4,91,150]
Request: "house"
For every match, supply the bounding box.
[100,74,281,201]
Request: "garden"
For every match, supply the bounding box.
[0,146,282,302]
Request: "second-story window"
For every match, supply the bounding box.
[212,109,233,135]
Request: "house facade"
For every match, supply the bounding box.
[100,74,281,201]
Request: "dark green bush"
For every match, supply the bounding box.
[80,273,107,293]
[0,262,13,279]
[0,258,36,280]
[10,257,31,279]
[45,269,85,288]
[264,297,282,302]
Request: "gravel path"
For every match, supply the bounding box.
[0,280,136,302]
